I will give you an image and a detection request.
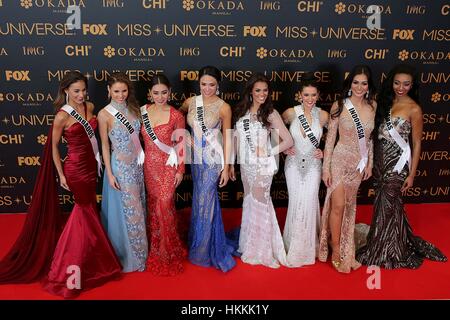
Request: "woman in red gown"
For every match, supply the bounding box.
[0,71,122,298]
[141,74,187,275]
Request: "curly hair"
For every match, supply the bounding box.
[375,64,419,134]
[233,73,273,127]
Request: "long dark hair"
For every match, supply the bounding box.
[54,71,87,110]
[332,65,376,119]
[107,72,140,117]
[298,72,320,103]
[149,73,172,92]
[234,73,273,127]
[376,64,419,132]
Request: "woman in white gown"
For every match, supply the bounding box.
[230,73,294,268]
[282,77,329,267]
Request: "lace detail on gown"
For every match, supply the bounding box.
[187,98,238,272]
[142,106,187,276]
[318,101,375,273]
[236,110,288,268]
[101,102,148,272]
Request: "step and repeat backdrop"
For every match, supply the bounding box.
[0,0,449,212]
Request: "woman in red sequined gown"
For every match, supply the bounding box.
[41,71,122,298]
[141,74,187,275]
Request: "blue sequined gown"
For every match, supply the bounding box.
[186,97,237,272]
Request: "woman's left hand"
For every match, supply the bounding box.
[219,167,229,187]
[314,148,323,159]
[362,166,372,181]
[401,175,414,192]
[174,173,183,188]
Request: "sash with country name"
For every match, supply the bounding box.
[140,105,178,168]
[61,104,102,176]
[294,104,320,148]
[195,95,224,170]
[241,113,277,175]
[386,110,411,173]
[105,104,144,166]
[344,99,368,173]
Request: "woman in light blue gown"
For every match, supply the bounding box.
[98,72,148,272]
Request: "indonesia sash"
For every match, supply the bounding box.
[105,104,144,166]
[344,99,368,173]
[294,105,320,148]
[140,105,178,168]
[61,104,102,176]
[386,110,411,173]
[195,95,224,170]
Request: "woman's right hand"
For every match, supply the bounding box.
[229,165,236,181]
[322,171,332,188]
[59,175,70,191]
[108,174,121,191]
[283,146,296,156]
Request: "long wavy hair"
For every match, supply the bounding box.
[332,65,376,119]
[376,64,419,134]
[53,71,88,110]
[233,73,273,127]
[107,72,140,117]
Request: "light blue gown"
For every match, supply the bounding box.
[100,101,148,272]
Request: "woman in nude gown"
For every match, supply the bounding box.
[318,65,376,273]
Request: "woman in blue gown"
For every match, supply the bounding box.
[98,72,148,272]
[180,66,238,272]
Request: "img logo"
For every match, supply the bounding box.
[260,1,280,11]
[103,0,124,7]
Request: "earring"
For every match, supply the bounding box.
[365,90,369,99]
[149,96,154,103]
[65,92,69,105]
[249,95,253,102]
[347,89,352,97]
[216,87,220,96]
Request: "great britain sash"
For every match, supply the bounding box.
[344,99,368,173]
[386,110,411,173]
[61,104,102,176]
[294,105,320,148]
[140,105,178,168]
[105,104,145,166]
[195,95,224,170]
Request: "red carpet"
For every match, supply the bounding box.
[0,204,449,300]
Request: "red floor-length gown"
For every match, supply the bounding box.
[41,113,122,298]
[142,106,187,276]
